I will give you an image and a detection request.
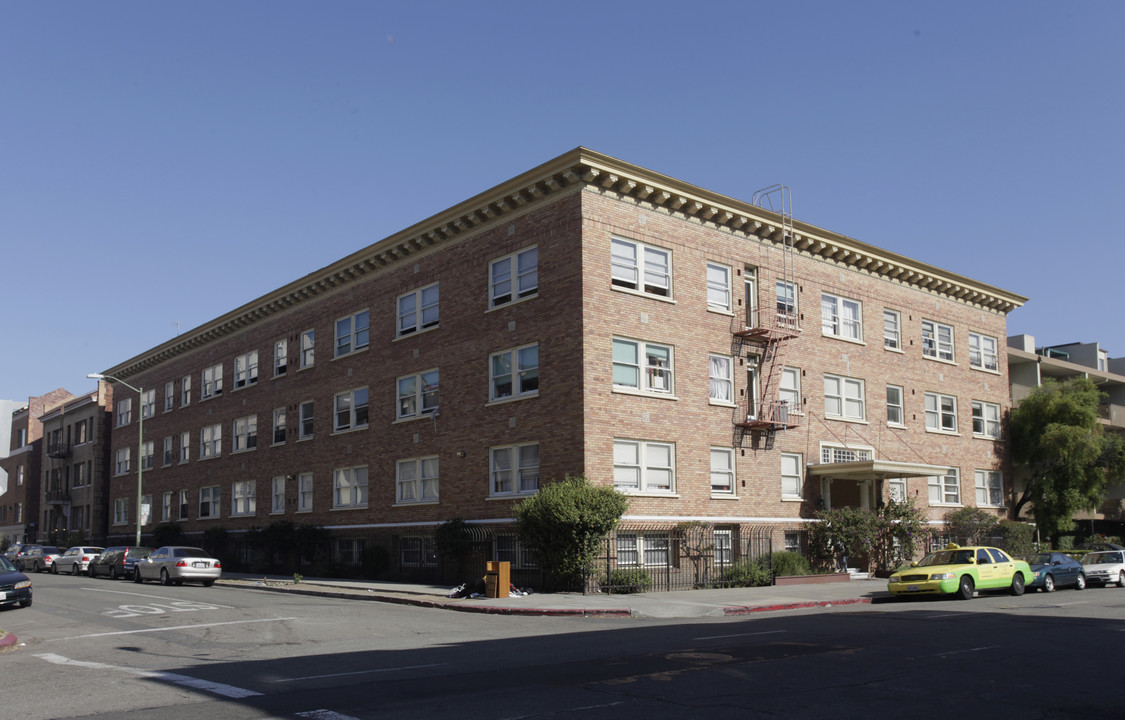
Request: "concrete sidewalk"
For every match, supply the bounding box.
[218,573,892,618]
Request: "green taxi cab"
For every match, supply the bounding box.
[887,544,1033,600]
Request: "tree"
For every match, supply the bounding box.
[943,506,1001,545]
[512,475,628,590]
[1010,377,1125,542]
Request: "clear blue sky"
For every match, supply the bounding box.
[2,1,1122,403]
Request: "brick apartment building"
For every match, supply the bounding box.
[92,148,1026,578]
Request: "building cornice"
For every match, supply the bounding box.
[102,147,1027,380]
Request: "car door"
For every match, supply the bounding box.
[976,549,1000,588]
[987,548,1019,587]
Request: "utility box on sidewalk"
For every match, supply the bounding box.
[484,560,511,598]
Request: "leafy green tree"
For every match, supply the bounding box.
[513,475,628,590]
[943,506,1001,545]
[1010,377,1125,542]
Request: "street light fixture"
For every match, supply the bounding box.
[88,372,145,546]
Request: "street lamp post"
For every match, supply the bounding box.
[88,373,144,546]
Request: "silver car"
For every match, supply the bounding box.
[133,546,222,586]
[1080,550,1125,587]
[52,546,105,575]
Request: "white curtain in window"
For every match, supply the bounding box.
[709,355,732,401]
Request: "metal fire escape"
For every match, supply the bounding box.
[732,184,800,450]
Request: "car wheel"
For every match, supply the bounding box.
[957,575,975,600]
[71,563,80,576]
[160,569,172,586]
[19,597,31,608]
[1076,573,1086,591]
[1118,571,1125,588]
[1043,574,1055,593]
[133,569,143,584]
[51,563,58,575]
[109,566,118,580]
[1010,572,1026,596]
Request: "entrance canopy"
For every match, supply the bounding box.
[805,459,951,481]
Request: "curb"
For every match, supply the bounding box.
[723,597,872,615]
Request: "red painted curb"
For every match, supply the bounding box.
[0,631,17,649]
[723,597,872,615]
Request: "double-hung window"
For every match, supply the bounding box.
[398,284,439,336]
[140,440,154,470]
[272,407,286,444]
[271,476,285,513]
[613,439,675,493]
[490,344,539,401]
[300,329,315,368]
[396,456,439,504]
[114,498,129,525]
[202,363,223,399]
[335,310,370,357]
[613,338,673,394]
[975,470,1003,506]
[234,351,258,388]
[776,280,797,328]
[929,469,960,505]
[299,401,314,439]
[884,309,901,350]
[779,367,801,412]
[969,332,999,371]
[490,247,538,307]
[179,431,190,462]
[333,466,369,508]
[886,385,905,426]
[200,423,222,459]
[781,452,803,499]
[162,436,174,466]
[334,388,370,431]
[611,237,671,297]
[199,486,221,518]
[231,481,256,516]
[164,382,174,412]
[708,354,733,404]
[706,262,732,311]
[397,370,439,419]
[972,400,1001,438]
[140,389,155,419]
[710,447,735,495]
[824,374,865,420]
[115,448,130,475]
[925,392,958,433]
[162,491,175,521]
[274,339,288,376]
[233,415,257,451]
[490,443,539,496]
[298,473,313,512]
[181,375,192,406]
[821,293,862,341]
[922,320,955,362]
[116,398,132,427]
[616,534,670,567]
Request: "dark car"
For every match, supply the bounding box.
[1021,552,1086,592]
[88,546,152,580]
[18,545,63,573]
[0,556,33,608]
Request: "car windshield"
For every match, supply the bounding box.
[917,550,975,566]
[0,557,17,572]
[1023,553,1053,565]
[1083,551,1123,565]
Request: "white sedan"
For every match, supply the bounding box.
[133,546,222,586]
[53,546,105,575]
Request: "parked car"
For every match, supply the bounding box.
[134,546,222,586]
[18,546,63,573]
[887,544,1033,600]
[1080,550,1125,587]
[0,556,32,609]
[52,546,105,575]
[89,546,152,580]
[11,544,39,568]
[1021,552,1086,592]
[2,543,24,562]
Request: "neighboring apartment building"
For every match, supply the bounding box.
[93,148,1025,572]
[38,384,114,545]
[1008,335,1125,528]
[0,390,75,545]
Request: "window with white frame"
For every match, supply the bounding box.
[781,452,803,499]
[929,468,961,505]
[886,385,905,426]
[708,355,733,404]
[298,472,313,512]
[113,497,129,525]
[972,400,1001,438]
[179,431,190,463]
[140,389,155,419]
[234,351,258,389]
[824,374,865,420]
[115,447,130,475]
[490,246,538,307]
[233,415,258,451]
[397,284,439,336]
[181,375,191,406]
[611,237,671,298]
[776,280,797,327]
[710,447,735,495]
[300,329,315,368]
[490,443,539,496]
[922,320,955,362]
[299,400,314,439]
[887,479,907,503]
[162,491,175,521]
[968,332,999,371]
[490,344,539,401]
[974,470,1003,506]
[202,363,223,399]
[820,444,872,464]
[333,466,368,508]
[784,532,802,553]
[178,489,189,519]
[164,381,174,412]
[613,338,673,394]
[200,423,222,459]
[140,440,154,470]
[613,439,675,493]
[396,456,439,504]
[714,529,733,564]
[274,339,288,376]
[616,533,671,567]
[925,392,958,433]
[335,310,370,357]
[706,262,732,311]
[884,309,901,350]
[199,485,221,518]
[271,476,285,513]
[272,407,286,444]
[232,480,256,516]
[116,398,132,426]
[397,371,439,419]
[779,366,801,412]
[821,293,862,341]
[334,387,370,431]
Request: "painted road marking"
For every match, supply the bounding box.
[52,616,297,641]
[694,629,788,641]
[36,652,261,698]
[81,586,235,607]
